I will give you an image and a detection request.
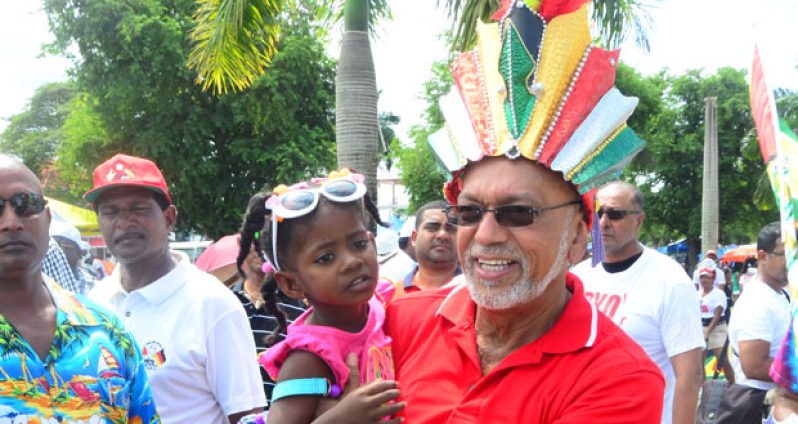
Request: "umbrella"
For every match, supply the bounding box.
[195,234,241,285]
[45,197,100,235]
[720,244,758,264]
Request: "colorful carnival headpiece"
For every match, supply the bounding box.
[265,169,367,270]
[430,0,645,216]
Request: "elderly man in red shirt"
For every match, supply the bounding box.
[383,1,665,422]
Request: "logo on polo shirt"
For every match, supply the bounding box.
[142,341,167,371]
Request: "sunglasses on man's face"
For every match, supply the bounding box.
[0,192,47,217]
[444,200,582,228]
[597,207,641,221]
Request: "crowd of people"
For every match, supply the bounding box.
[2,1,797,423]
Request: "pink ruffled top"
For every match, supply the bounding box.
[260,281,396,388]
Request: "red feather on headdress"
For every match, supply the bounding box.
[491,0,514,21]
[538,0,589,21]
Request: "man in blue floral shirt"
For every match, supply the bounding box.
[0,154,159,422]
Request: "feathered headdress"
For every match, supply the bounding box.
[431,0,645,219]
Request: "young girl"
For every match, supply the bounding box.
[238,169,401,424]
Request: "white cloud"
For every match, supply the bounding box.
[622,0,798,90]
[0,1,70,132]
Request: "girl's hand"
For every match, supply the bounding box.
[313,353,405,424]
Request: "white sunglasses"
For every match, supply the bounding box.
[268,177,367,270]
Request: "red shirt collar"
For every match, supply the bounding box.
[435,273,598,354]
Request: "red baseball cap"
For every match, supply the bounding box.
[83,154,172,205]
[698,267,715,277]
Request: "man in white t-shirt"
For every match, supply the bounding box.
[717,221,791,423]
[85,154,266,423]
[573,181,704,424]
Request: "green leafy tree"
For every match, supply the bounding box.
[43,0,337,238]
[618,65,787,263]
[393,133,447,213]
[392,60,453,212]
[379,110,400,169]
[0,82,74,176]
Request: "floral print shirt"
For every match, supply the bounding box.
[0,276,159,423]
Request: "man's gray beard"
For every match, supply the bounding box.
[464,209,574,310]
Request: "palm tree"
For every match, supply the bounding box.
[439,0,655,52]
[334,0,391,199]
[189,0,391,198]
[96,311,137,370]
[0,320,21,392]
[0,321,33,395]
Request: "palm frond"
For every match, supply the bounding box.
[592,0,654,50]
[188,0,284,95]
[438,0,498,52]
[317,0,393,36]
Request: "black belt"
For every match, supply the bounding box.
[702,317,715,326]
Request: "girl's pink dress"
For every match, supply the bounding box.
[259,281,395,388]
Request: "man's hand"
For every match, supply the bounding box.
[313,353,405,424]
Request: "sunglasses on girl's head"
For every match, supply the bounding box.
[444,200,582,228]
[269,177,368,271]
[597,207,641,221]
[271,178,367,220]
[0,193,47,217]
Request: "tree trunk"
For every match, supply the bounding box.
[701,97,719,253]
[344,0,369,32]
[336,30,379,202]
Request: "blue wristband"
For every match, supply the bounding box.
[239,412,266,424]
[272,378,342,402]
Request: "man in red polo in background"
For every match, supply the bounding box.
[383,1,664,421]
[402,200,460,293]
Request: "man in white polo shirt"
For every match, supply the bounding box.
[86,154,266,423]
[717,221,791,423]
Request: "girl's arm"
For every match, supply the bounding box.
[267,350,334,424]
[313,353,404,424]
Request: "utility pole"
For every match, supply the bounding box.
[701,97,719,255]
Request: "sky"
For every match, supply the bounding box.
[2,0,797,140]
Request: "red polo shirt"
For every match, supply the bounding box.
[385,273,664,423]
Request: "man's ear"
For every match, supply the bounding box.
[634,211,645,233]
[410,230,418,247]
[164,205,178,232]
[274,271,305,300]
[567,217,589,264]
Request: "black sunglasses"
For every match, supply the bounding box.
[444,200,582,228]
[0,192,47,217]
[597,207,641,221]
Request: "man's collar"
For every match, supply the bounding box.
[435,273,598,353]
[109,251,189,305]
